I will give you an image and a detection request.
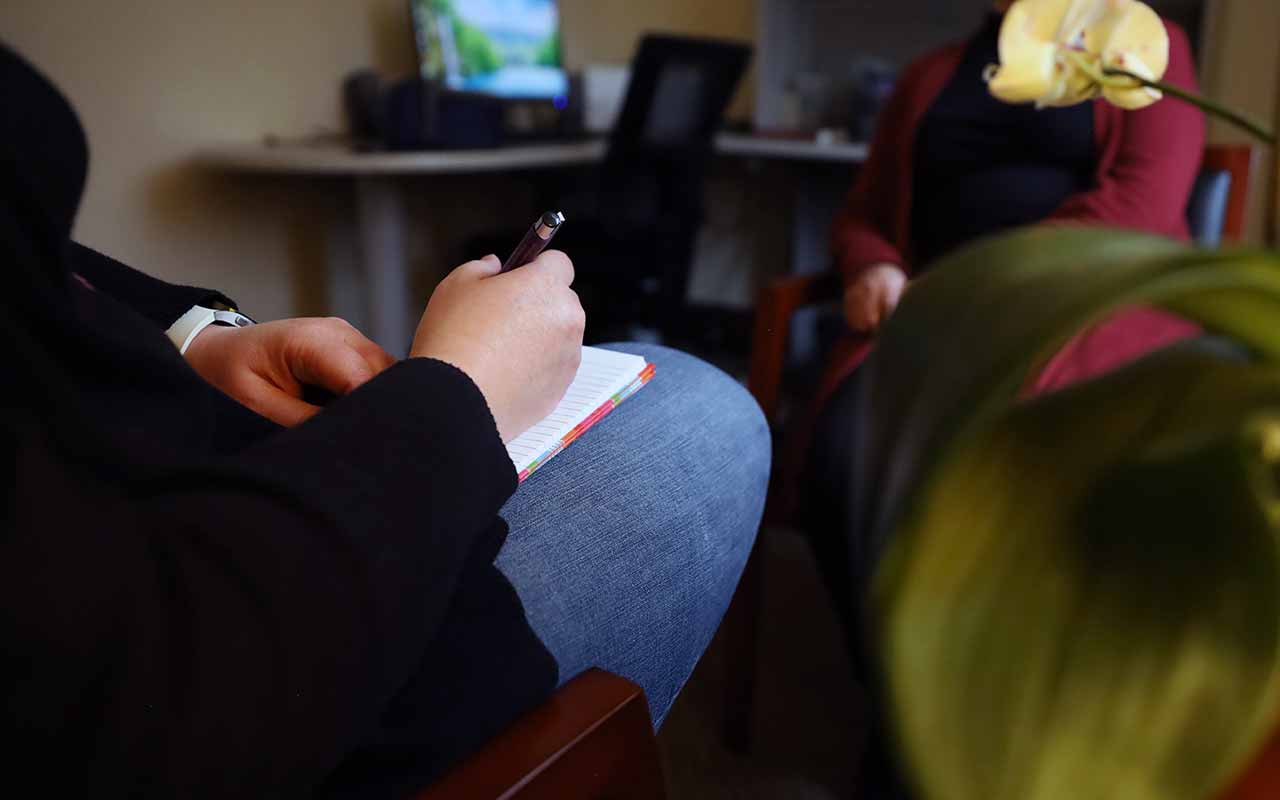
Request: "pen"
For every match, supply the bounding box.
[501,211,566,273]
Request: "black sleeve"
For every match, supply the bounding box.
[68,241,239,328]
[2,358,521,796]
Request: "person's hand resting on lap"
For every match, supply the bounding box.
[844,262,908,333]
[184,317,396,427]
[411,251,585,444]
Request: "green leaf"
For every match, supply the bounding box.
[862,227,1280,800]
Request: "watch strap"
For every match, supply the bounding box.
[166,305,255,355]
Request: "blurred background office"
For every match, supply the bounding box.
[3,1,1276,344]
[5,1,1280,796]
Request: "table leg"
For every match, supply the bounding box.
[355,175,414,357]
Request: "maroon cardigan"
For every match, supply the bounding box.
[818,19,1206,402]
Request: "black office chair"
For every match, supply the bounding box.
[591,35,751,341]
[474,34,751,342]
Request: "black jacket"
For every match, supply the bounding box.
[0,45,555,797]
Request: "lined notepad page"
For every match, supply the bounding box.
[506,347,650,477]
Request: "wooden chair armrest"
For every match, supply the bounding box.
[748,271,844,422]
[416,669,665,800]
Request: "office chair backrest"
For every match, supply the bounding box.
[1186,170,1231,247]
[594,34,751,243]
[1187,144,1255,247]
[606,34,752,170]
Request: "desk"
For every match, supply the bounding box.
[199,135,867,353]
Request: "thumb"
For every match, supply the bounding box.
[451,254,503,283]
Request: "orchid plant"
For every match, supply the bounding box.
[866,3,1280,798]
[986,0,1276,144]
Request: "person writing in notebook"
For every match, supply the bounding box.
[1,45,770,797]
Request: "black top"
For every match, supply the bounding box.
[911,13,1096,269]
[0,45,555,797]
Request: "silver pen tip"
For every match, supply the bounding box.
[535,211,566,239]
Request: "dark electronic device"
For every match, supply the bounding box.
[384,78,506,150]
[341,71,508,151]
[407,0,578,143]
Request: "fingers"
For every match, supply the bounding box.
[451,254,503,283]
[845,285,878,332]
[878,288,898,322]
[250,385,323,428]
[845,265,907,333]
[294,338,379,397]
[850,292,885,332]
[339,323,397,375]
[525,250,574,286]
[304,318,395,393]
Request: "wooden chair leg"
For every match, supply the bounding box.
[722,531,764,753]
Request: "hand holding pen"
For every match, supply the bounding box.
[409,210,583,442]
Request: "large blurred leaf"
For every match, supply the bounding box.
[860,227,1280,800]
[857,227,1280,543]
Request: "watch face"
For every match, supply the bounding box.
[212,310,256,328]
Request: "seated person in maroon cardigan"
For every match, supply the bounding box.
[825,0,1203,400]
[806,2,1206,796]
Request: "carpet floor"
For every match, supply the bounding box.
[657,526,870,798]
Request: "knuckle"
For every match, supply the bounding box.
[552,250,575,274]
[535,267,558,290]
[541,250,573,280]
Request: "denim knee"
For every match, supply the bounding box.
[602,342,771,538]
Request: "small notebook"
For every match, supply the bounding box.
[506,347,655,482]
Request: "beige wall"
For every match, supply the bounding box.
[559,0,756,119]
[1200,0,1280,245]
[3,0,417,321]
[3,0,755,323]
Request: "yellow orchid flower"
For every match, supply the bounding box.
[986,0,1169,111]
[1086,0,1169,109]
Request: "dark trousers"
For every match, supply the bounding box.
[803,364,914,800]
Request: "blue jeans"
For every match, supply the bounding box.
[495,344,771,725]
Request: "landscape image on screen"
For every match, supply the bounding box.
[412,0,566,99]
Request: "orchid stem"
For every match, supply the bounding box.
[1103,68,1277,146]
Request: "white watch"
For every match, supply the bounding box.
[166,305,256,355]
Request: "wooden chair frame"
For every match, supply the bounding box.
[420,670,666,799]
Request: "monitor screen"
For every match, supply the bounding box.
[410,0,568,101]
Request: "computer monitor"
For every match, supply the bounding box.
[410,0,569,102]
